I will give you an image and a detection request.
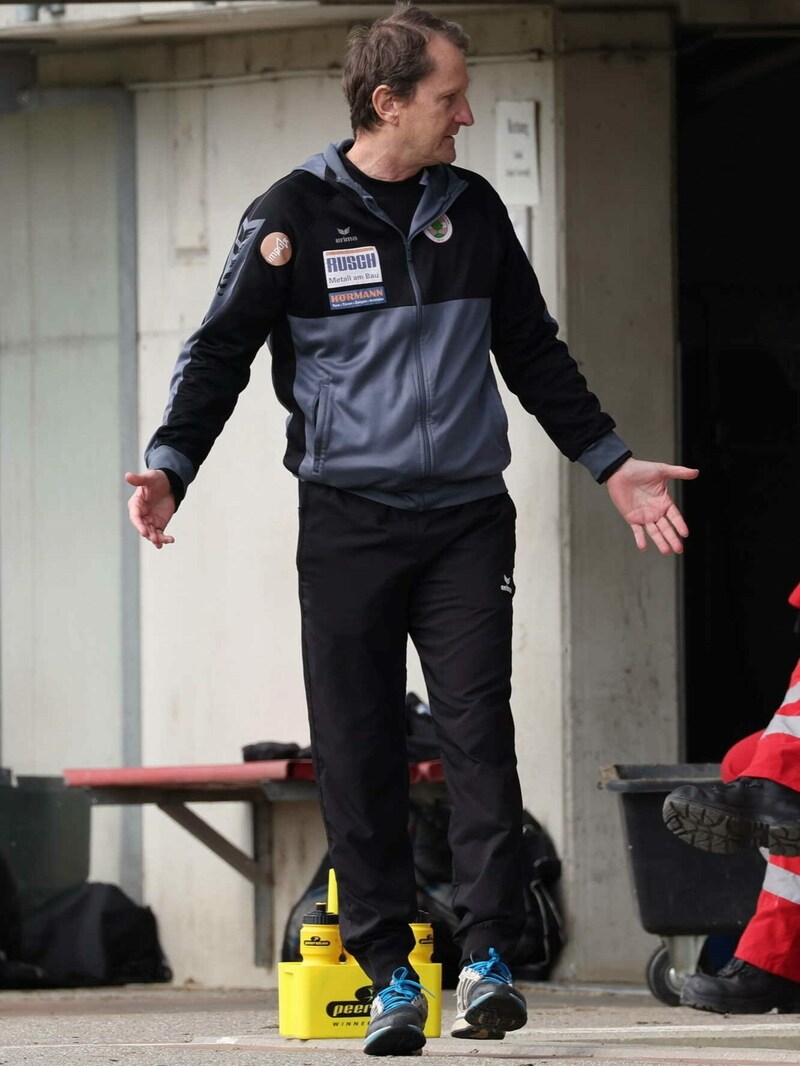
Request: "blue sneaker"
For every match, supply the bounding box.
[451,948,527,1039]
[364,967,428,1056]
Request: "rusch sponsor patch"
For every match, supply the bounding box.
[323,246,382,289]
[329,285,387,311]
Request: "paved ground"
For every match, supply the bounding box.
[2,981,800,1066]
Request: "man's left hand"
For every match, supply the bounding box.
[606,459,699,555]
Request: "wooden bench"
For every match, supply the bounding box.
[63,759,445,967]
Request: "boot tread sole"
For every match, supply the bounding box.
[663,798,800,857]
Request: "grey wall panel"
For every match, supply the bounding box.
[0,91,140,897]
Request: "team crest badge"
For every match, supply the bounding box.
[424,214,453,243]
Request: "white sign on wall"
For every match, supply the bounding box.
[496,100,540,207]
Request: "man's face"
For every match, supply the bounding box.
[394,36,474,167]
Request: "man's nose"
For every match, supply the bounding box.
[456,98,474,127]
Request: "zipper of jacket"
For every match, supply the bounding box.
[403,243,433,480]
[349,193,434,481]
[402,192,465,481]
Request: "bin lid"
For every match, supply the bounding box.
[599,762,722,793]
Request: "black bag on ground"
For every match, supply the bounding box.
[411,800,565,985]
[20,882,172,987]
[0,852,43,989]
[281,804,565,986]
[0,851,21,962]
[513,812,566,981]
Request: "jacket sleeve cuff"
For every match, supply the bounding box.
[577,431,632,483]
[159,468,186,509]
[146,444,195,508]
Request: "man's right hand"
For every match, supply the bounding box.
[125,470,176,549]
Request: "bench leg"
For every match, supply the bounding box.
[253,801,273,967]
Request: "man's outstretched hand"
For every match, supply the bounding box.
[125,470,176,549]
[606,459,699,555]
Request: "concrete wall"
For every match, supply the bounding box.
[555,9,679,979]
[0,96,133,888]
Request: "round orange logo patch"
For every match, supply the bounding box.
[261,232,292,266]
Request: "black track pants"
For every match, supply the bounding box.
[297,482,526,989]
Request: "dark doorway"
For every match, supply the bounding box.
[678,35,800,762]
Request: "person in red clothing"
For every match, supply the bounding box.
[663,581,800,1012]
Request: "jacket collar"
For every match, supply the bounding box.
[297,140,467,237]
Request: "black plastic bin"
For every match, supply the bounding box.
[0,774,90,915]
[601,763,764,1005]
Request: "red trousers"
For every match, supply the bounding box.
[722,659,800,981]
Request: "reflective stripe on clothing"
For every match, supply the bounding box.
[722,660,800,982]
[763,862,800,906]
[732,659,800,791]
[763,715,800,739]
[736,889,800,982]
[737,854,800,982]
[779,681,800,711]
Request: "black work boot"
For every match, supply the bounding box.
[662,777,800,856]
[681,957,800,1014]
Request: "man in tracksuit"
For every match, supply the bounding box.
[127,4,698,1054]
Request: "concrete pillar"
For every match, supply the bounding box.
[554,9,680,980]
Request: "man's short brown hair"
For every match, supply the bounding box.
[342,4,470,134]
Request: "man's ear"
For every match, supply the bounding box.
[372,84,401,126]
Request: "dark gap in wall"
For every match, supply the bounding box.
[678,32,800,762]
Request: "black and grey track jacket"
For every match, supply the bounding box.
[146,141,630,509]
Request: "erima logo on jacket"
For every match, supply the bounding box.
[336,226,359,244]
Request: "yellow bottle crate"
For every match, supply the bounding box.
[278,871,442,1040]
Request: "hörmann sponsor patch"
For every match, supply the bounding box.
[261,232,292,266]
[324,246,382,289]
[329,285,386,311]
